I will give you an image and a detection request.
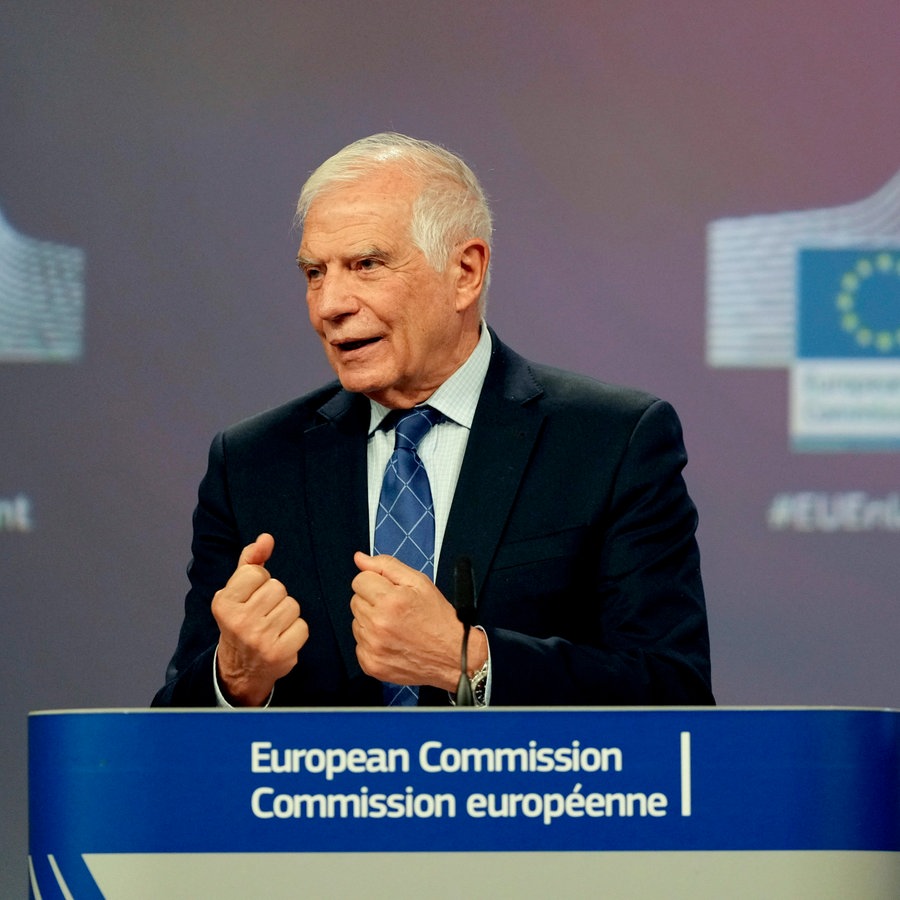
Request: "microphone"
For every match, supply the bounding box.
[454,557,476,706]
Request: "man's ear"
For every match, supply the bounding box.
[454,238,490,311]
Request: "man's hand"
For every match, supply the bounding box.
[351,551,487,692]
[212,533,308,706]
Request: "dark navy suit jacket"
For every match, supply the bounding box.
[152,332,713,707]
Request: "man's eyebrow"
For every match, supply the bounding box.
[296,246,392,268]
[353,245,390,260]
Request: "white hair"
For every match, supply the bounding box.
[294,133,492,297]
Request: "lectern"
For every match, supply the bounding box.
[29,708,900,898]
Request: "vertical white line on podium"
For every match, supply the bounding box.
[680,731,692,817]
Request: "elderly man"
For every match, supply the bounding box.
[153,133,713,708]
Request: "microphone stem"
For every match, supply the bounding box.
[456,622,474,706]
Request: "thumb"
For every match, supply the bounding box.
[354,550,421,586]
[238,532,275,568]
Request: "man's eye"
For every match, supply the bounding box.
[304,267,322,282]
[356,258,381,271]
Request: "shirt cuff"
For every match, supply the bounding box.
[479,625,492,707]
[213,645,274,708]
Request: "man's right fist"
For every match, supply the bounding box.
[211,533,308,706]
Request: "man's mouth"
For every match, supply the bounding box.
[335,336,382,352]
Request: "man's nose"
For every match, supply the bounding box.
[311,270,359,320]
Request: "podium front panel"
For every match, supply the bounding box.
[28,707,900,898]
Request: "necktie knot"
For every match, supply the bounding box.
[388,406,443,451]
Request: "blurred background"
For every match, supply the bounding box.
[3,1,899,892]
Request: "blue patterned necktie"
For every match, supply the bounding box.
[374,406,443,706]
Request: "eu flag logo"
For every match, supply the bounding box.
[798,249,900,358]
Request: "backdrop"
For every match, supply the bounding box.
[3,1,899,892]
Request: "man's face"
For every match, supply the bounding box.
[298,167,478,409]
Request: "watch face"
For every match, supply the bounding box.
[471,662,488,706]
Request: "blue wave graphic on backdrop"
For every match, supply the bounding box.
[0,205,84,362]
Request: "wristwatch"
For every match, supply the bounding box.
[469,661,488,707]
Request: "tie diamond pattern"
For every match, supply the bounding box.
[374,406,442,706]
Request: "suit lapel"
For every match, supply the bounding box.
[303,389,370,678]
[436,336,544,606]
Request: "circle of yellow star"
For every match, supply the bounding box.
[835,252,900,352]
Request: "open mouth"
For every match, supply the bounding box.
[337,336,381,352]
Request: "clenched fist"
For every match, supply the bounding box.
[212,533,308,706]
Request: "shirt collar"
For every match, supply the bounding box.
[368,323,492,435]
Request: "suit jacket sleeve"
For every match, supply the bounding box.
[151,430,244,707]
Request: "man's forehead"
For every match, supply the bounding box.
[300,173,417,253]
[299,210,403,254]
